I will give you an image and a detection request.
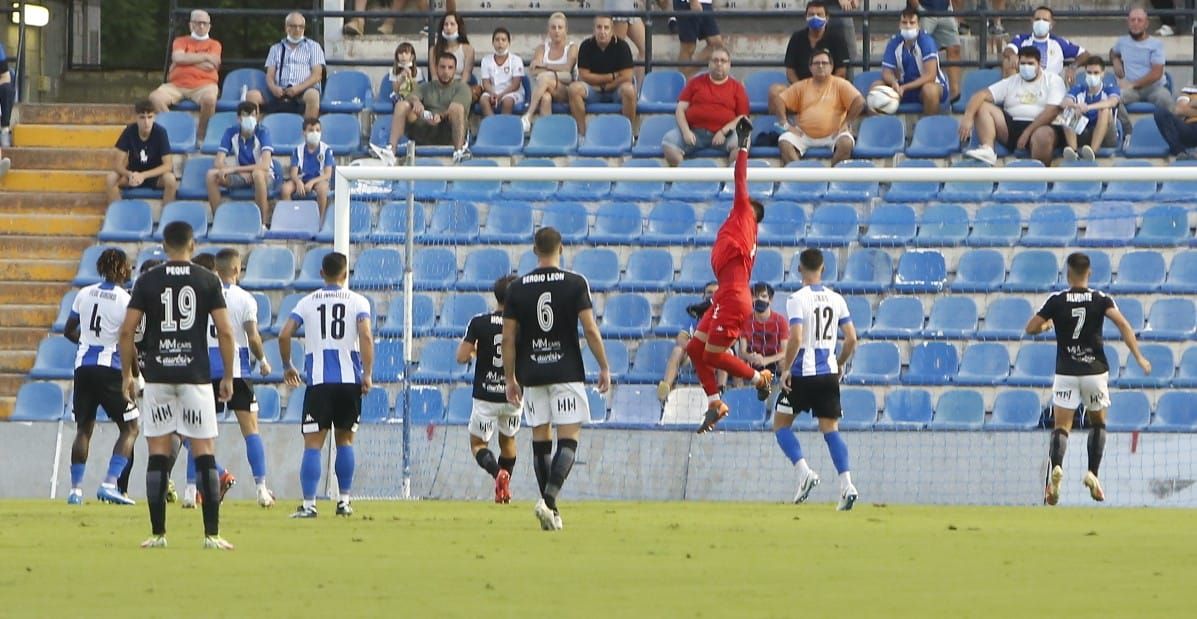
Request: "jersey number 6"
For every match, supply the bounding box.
[537,292,554,332]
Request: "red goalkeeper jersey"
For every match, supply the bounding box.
[711,149,757,295]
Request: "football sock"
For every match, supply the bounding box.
[185,441,196,484]
[146,454,170,536]
[334,445,355,497]
[194,455,221,537]
[244,433,267,485]
[498,456,517,475]
[702,348,757,382]
[543,438,578,512]
[685,336,719,396]
[300,448,321,501]
[1087,423,1106,475]
[532,440,553,496]
[70,463,85,490]
[105,454,129,486]
[1049,428,1069,469]
[475,448,500,478]
[774,428,803,465]
[118,451,134,495]
[824,431,851,475]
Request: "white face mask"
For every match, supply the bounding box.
[191,31,209,41]
[1032,19,1051,37]
[1019,64,1038,81]
[900,28,919,42]
[305,131,321,146]
[286,34,304,44]
[240,116,257,132]
[441,31,459,43]
[396,60,413,69]
[1086,73,1104,89]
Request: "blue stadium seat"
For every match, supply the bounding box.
[696,204,730,245]
[930,390,986,430]
[853,115,905,158]
[992,159,1047,201]
[1123,117,1170,157]
[954,342,1011,385]
[619,249,674,292]
[719,388,768,430]
[238,247,294,290]
[254,386,280,422]
[397,386,446,423]
[626,339,677,382]
[434,293,488,338]
[378,295,436,338]
[1103,297,1143,340]
[265,200,319,240]
[52,290,78,333]
[217,68,269,112]
[371,201,426,243]
[367,115,402,154]
[966,203,1020,247]
[582,341,629,380]
[1079,201,1136,247]
[207,201,264,243]
[939,159,994,202]
[1174,347,1197,387]
[1046,160,1102,201]
[588,387,610,423]
[1155,160,1197,202]
[1104,344,1123,381]
[359,388,391,423]
[851,70,882,97]
[557,158,611,200]
[655,294,701,336]
[642,201,696,245]
[751,249,784,284]
[1003,250,1058,292]
[134,246,167,274]
[479,201,533,244]
[773,160,828,201]
[1100,159,1156,200]
[924,296,978,339]
[870,296,924,339]
[445,387,473,425]
[611,159,666,200]
[913,203,968,247]
[744,70,786,113]
[664,159,723,201]
[517,250,538,275]
[578,114,633,157]
[804,203,858,247]
[839,388,878,430]
[420,201,480,243]
[978,297,1033,340]
[315,200,370,243]
[1141,298,1197,340]
[906,115,961,158]
[894,250,946,293]
[401,159,449,201]
[1102,392,1149,431]
[1060,249,1111,289]
[602,295,653,339]
[843,341,900,385]
[884,159,941,203]
[10,382,66,421]
[987,390,1043,430]
[631,115,675,158]
[503,158,558,200]
[1135,205,1188,246]
[588,201,642,244]
[29,336,77,380]
[877,389,933,429]
[637,70,685,113]
[155,111,197,153]
[608,385,661,426]
[1162,250,1197,293]
[319,113,362,156]
[98,200,153,242]
[758,201,806,246]
[572,248,620,292]
[372,73,396,114]
[280,385,304,421]
[837,249,892,294]
[902,342,958,386]
[321,70,373,113]
[674,250,713,292]
[293,247,332,291]
[448,159,503,201]
[458,248,512,291]
[1117,344,1174,389]
[524,114,578,156]
[251,291,271,331]
[1022,204,1077,246]
[262,338,305,383]
[155,201,210,241]
[1150,392,1197,431]
[860,204,916,247]
[824,160,879,202]
[1007,343,1056,387]
[412,247,458,291]
[261,112,303,155]
[199,113,237,154]
[844,295,872,336]
[953,68,999,113]
[351,247,404,290]
[540,201,589,243]
[1109,250,1166,293]
[718,158,774,200]
[411,339,468,383]
[471,115,524,156]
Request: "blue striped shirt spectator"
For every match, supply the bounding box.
[246,12,326,120]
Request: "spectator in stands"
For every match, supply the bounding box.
[738,283,788,382]
[343,1,429,36]
[390,52,473,163]
[1,39,16,146]
[246,12,326,120]
[281,118,334,218]
[911,0,963,102]
[430,13,476,90]
[148,9,220,141]
[606,0,647,86]
[520,12,578,134]
[388,41,426,105]
[661,45,748,167]
[206,101,274,220]
[875,8,949,114]
[658,282,723,402]
[105,100,178,205]
[961,46,1065,167]
[1060,57,1119,161]
[1111,7,1174,136]
[569,15,636,136]
[771,48,864,165]
[783,1,851,83]
[479,28,526,117]
[1152,85,1197,158]
[673,0,725,77]
[987,0,1007,36]
[1002,6,1088,81]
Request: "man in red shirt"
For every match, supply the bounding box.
[662,45,749,167]
[689,117,771,434]
[738,282,788,379]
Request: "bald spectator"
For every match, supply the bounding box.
[246,12,326,119]
[1112,8,1174,137]
[661,45,748,166]
[148,10,220,139]
[771,48,864,165]
[569,15,636,136]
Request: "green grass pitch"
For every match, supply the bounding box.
[1,500,1193,617]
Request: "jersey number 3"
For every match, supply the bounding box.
[318,303,347,339]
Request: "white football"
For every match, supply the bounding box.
[867,84,901,115]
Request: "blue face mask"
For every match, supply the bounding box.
[807,15,827,30]
[1019,64,1038,81]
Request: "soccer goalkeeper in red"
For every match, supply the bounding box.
[690,117,770,434]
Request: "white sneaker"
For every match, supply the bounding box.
[964,146,997,166]
[181,485,197,509]
[837,484,858,511]
[452,146,471,164]
[0,128,10,147]
[1156,24,1175,37]
[1045,465,1063,506]
[533,498,556,531]
[1080,145,1096,161]
[257,486,275,508]
[794,469,820,504]
[1083,471,1105,502]
[1062,146,1078,162]
[520,115,532,134]
[368,143,398,167]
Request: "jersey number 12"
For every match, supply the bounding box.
[813,306,835,341]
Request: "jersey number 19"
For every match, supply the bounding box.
[160,286,197,332]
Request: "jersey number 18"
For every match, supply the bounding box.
[317,303,347,339]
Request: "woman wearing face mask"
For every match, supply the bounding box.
[390,41,426,104]
[281,118,334,218]
[429,12,477,98]
[520,12,579,134]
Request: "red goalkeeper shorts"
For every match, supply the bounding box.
[696,289,751,348]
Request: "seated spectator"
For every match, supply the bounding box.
[605,0,647,85]
[673,0,724,77]
[738,283,788,382]
[206,101,274,220]
[1152,85,1197,158]
[569,15,637,136]
[389,53,473,163]
[480,28,526,116]
[1002,6,1088,81]
[281,118,334,218]
[246,12,325,119]
[0,40,13,146]
[661,45,748,167]
[658,282,723,402]
[1061,57,1120,161]
[388,41,426,105]
[148,9,220,139]
[105,100,178,204]
[430,13,476,90]
[912,0,962,102]
[1112,8,1173,136]
[520,12,578,134]
[782,1,851,84]
[343,0,428,36]
[961,46,1065,166]
[771,48,864,165]
[875,8,949,115]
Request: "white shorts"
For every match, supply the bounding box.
[141,383,219,439]
[487,89,526,107]
[1052,373,1111,411]
[469,399,522,441]
[522,382,589,427]
[778,130,855,156]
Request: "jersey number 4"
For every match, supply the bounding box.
[88,305,103,337]
[317,303,347,339]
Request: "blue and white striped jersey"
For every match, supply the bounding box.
[785,285,852,377]
[207,283,258,379]
[289,286,372,385]
[70,282,131,370]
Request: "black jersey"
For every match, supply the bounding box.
[1036,287,1116,376]
[463,311,506,403]
[128,260,226,384]
[502,267,593,387]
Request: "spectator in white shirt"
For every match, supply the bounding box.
[480,28,526,116]
[960,46,1066,166]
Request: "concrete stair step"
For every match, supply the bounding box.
[0,306,57,329]
[0,214,102,237]
[4,147,118,171]
[0,352,35,374]
[0,236,95,260]
[0,328,47,351]
[0,374,24,398]
[0,397,13,419]
[0,169,109,193]
[0,260,80,282]
[13,125,124,149]
[0,282,71,306]
[0,192,109,215]
[18,102,132,126]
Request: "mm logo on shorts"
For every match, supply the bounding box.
[1055,390,1072,400]
[1090,393,1105,405]
[556,398,576,413]
[182,408,202,426]
[150,406,171,424]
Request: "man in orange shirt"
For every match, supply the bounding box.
[148,9,221,139]
[770,48,863,165]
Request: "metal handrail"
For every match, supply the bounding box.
[2,3,30,107]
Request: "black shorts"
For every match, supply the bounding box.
[673,0,720,43]
[212,378,256,414]
[302,383,363,432]
[777,374,842,420]
[73,366,137,425]
[1003,111,1064,152]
